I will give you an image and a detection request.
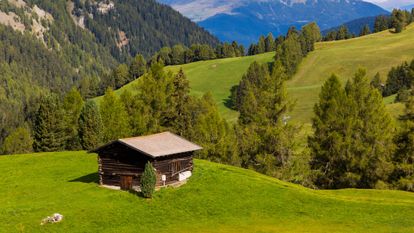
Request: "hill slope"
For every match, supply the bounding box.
[0,151,413,232]
[110,24,414,124]
[159,0,388,45]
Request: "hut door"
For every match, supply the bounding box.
[120,175,133,190]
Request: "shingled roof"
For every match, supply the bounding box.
[92,132,202,158]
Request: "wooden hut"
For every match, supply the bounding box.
[91,132,202,191]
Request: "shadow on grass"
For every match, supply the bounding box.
[69,172,99,184]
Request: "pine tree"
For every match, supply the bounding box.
[374,15,390,33]
[392,9,407,33]
[136,62,175,133]
[78,101,103,150]
[33,95,67,152]
[100,88,131,143]
[236,61,297,176]
[265,33,276,52]
[336,25,350,40]
[112,64,130,88]
[170,69,191,136]
[309,75,348,188]
[63,88,84,150]
[370,72,383,93]
[1,126,33,155]
[275,28,303,76]
[257,35,266,54]
[392,88,414,191]
[301,22,321,53]
[359,24,371,36]
[140,162,156,198]
[310,69,395,189]
[129,54,147,80]
[190,93,240,166]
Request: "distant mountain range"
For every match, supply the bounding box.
[375,0,414,10]
[158,0,389,45]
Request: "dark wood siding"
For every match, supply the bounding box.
[97,142,194,188]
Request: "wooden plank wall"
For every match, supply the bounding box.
[97,142,194,187]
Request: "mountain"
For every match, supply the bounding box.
[0,0,219,147]
[158,0,389,45]
[375,0,414,10]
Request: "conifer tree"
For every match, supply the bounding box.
[1,126,33,155]
[392,88,414,191]
[78,101,103,150]
[129,54,147,80]
[309,75,348,188]
[170,69,191,136]
[392,9,407,33]
[265,33,276,52]
[370,72,383,93]
[100,88,131,143]
[236,61,297,176]
[301,22,321,53]
[374,15,390,33]
[257,35,266,54]
[135,63,175,133]
[275,28,303,75]
[359,24,371,36]
[140,162,156,198]
[33,95,67,152]
[63,88,84,150]
[310,69,395,189]
[190,93,240,166]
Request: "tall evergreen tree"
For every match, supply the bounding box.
[100,88,131,143]
[170,69,192,136]
[236,61,297,176]
[310,69,395,189]
[257,35,266,54]
[374,15,390,33]
[301,22,321,54]
[265,33,276,52]
[392,88,414,191]
[63,88,84,150]
[78,101,103,150]
[392,9,407,33]
[33,95,67,152]
[275,28,303,76]
[359,24,371,36]
[1,126,33,155]
[129,54,147,80]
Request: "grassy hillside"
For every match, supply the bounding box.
[290,24,414,122]
[0,152,413,232]
[108,25,414,124]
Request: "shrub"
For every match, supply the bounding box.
[140,162,157,198]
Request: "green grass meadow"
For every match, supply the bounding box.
[107,25,414,125]
[0,152,413,232]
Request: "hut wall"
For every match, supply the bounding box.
[97,143,194,188]
[153,152,193,186]
[98,143,149,187]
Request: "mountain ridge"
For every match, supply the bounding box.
[159,0,389,45]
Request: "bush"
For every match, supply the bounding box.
[140,162,157,198]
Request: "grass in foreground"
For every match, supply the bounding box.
[0,152,413,233]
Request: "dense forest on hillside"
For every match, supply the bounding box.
[0,0,220,150]
[73,0,219,61]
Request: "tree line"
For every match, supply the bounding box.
[323,8,414,42]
